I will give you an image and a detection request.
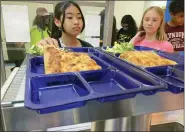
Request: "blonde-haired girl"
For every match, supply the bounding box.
[130,6,174,53]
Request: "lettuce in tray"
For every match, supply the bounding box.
[26,44,70,56]
[26,45,44,56]
[105,42,134,54]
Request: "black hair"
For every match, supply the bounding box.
[51,1,85,39]
[48,12,54,32]
[99,9,117,46]
[32,15,49,30]
[120,15,138,36]
[169,0,184,14]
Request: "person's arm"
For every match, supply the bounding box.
[129,31,145,45]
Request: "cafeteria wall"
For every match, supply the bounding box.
[1,1,54,28]
[144,1,167,10]
[114,1,145,30]
[1,1,54,61]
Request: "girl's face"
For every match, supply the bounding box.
[122,23,129,30]
[62,5,83,36]
[143,9,162,34]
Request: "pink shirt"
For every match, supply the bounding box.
[134,39,174,53]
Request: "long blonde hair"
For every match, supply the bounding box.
[139,6,166,41]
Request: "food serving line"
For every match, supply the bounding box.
[1,47,184,131]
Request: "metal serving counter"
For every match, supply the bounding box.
[1,59,184,131]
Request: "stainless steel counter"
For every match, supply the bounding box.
[1,59,184,131]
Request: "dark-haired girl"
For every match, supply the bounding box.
[37,1,92,47]
[117,15,138,43]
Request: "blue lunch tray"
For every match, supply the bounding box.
[96,47,184,94]
[25,47,168,114]
[145,66,184,93]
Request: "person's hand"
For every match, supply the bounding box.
[130,31,145,45]
[37,37,59,49]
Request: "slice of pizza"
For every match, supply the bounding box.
[44,47,102,74]
[44,46,64,74]
[119,51,177,67]
[61,52,101,72]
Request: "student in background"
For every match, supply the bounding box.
[37,1,92,47]
[130,6,174,53]
[165,0,184,53]
[99,9,117,46]
[30,7,51,46]
[117,15,138,43]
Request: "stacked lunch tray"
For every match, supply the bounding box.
[24,47,184,114]
[98,46,184,94]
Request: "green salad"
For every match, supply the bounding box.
[26,45,44,56]
[105,42,134,54]
[26,44,70,56]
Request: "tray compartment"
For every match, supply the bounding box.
[146,66,184,93]
[80,70,140,93]
[80,69,141,102]
[30,73,90,105]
